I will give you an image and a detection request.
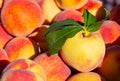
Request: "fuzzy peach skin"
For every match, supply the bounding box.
[96,45,120,81]
[0,48,8,60]
[33,52,71,81]
[0,48,9,74]
[99,20,120,44]
[4,37,39,62]
[53,9,84,23]
[34,0,42,3]
[60,31,105,72]
[0,0,3,9]
[28,25,49,52]
[0,25,13,48]
[2,59,46,81]
[78,0,105,21]
[110,5,120,24]
[1,0,45,36]
[39,0,61,24]
[67,72,104,81]
[0,69,45,81]
[54,0,88,9]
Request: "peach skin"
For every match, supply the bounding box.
[1,0,45,36]
[54,0,88,9]
[33,52,71,81]
[0,25,13,48]
[53,9,84,23]
[99,20,120,44]
[4,37,39,62]
[67,72,104,81]
[39,0,61,24]
[2,59,46,81]
[0,0,3,9]
[1,69,45,81]
[60,31,105,72]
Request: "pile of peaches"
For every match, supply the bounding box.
[0,0,120,81]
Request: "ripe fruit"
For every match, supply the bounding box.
[99,20,120,44]
[55,0,88,9]
[60,31,105,72]
[1,0,45,36]
[45,9,107,72]
[2,59,46,81]
[67,72,103,81]
[1,69,45,81]
[4,37,39,62]
[34,52,71,81]
[53,9,84,23]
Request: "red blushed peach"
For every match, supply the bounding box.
[0,48,8,60]
[33,52,71,81]
[1,69,45,81]
[99,20,120,44]
[67,72,104,81]
[4,37,39,62]
[54,0,88,9]
[39,0,61,24]
[28,25,49,52]
[110,5,120,24]
[53,9,84,23]
[1,0,45,36]
[78,0,105,21]
[96,45,120,81]
[0,48,9,74]
[2,59,46,81]
[34,0,42,3]
[0,25,13,48]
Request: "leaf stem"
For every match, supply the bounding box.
[82,26,90,37]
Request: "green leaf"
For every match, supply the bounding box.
[83,8,96,26]
[88,19,105,32]
[46,26,83,55]
[87,8,110,32]
[104,8,110,19]
[44,19,81,36]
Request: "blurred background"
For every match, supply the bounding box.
[100,0,120,10]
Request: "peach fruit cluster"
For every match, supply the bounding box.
[0,0,120,81]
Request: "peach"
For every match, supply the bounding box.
[2,59,46,81]
[33,52,71,81]
[67,72,104,81]
[0,48,8,60]
[0,0,3,9]
[60,32,105,72]
[1,0,45,36]
[110,5,120,24]
[34,0,42,3]
[4,37,39,62]
[99,20,120,44]
[54,0,88,9]
[1,69,45,81]
[39,0,61,24]
[78,0,106,21]
[0,48,9,74]
[28,25,49,52]
[0,25,13,48]
[53,9,84,23]
[96,45,120,81]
